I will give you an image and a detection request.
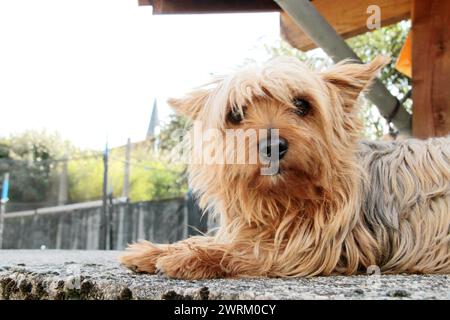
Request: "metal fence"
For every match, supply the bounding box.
[1,195,207,250]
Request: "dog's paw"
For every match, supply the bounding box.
[155,250,227,280]
[119,241,167,274]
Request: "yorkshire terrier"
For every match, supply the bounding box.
[120,56,450,279]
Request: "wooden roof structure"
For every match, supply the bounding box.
[139,0,411,51]
[138,0,450,139]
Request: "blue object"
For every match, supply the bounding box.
[1,175,9,202]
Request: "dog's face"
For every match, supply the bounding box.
[169,56,387,205]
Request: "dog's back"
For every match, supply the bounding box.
[358,136,450,273]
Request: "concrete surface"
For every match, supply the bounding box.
[0,250,449,300]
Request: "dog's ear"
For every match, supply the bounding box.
[321,56,390,107]
[167,88,210,120]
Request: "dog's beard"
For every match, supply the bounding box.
[226,160,327,204]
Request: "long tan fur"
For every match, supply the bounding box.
[120,56,450,279]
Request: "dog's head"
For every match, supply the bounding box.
[168,56,387,217]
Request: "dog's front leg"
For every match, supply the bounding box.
[155,242,274,279]
[119,236,224,278]
[119,241,170,273]
[121,238,266,279]
[155,241,229,279]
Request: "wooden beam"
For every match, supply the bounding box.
[281,0,411,51]
[138,0,151,5]
[412,0,450,138]
[141,0,280,14]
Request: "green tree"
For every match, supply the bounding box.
[67,135,188,203]
[0,130,75,208]
[158,113,189,152]
[67,154,103,202]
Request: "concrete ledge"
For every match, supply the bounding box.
[0,250,448,300]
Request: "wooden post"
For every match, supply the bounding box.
[412,0,450,138]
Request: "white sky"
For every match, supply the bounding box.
[0,0,280,149]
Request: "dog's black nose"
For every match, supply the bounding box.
[278,138,289,159]
[259,137,289,160]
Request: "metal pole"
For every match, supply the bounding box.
[122,138,131,200]
[0,172,10,249]
[99,143,109,250]
[274,0,412,135]
[108,183,114,250]
[57,158,68,205]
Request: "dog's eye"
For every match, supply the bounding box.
[227,107,245,124]
[292,98,311,117]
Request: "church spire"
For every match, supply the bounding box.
[146,98,159,139]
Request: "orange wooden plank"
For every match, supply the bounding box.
[281,0,411,51]
[412,0,450,138]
